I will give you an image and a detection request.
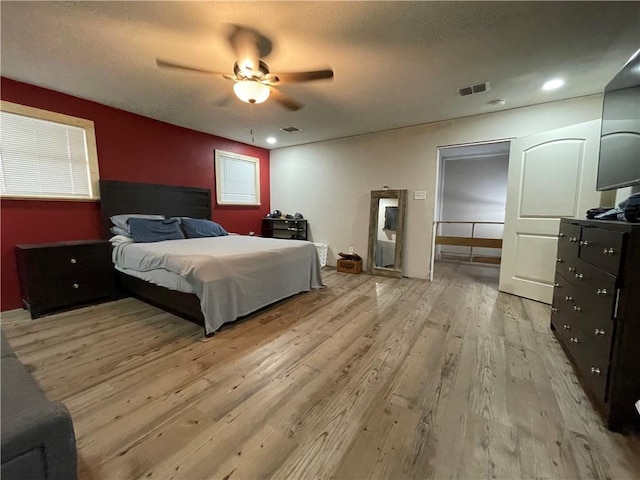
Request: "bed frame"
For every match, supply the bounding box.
[100,180,210,330]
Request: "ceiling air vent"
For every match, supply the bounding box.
[280,126,302,133]
[458,82,491,97]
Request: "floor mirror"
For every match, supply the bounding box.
[366,189,407,278]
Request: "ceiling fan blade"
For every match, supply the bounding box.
[156,58,227,77]
[268,69,334,85]
[227,25,268,74]
[227,24,273,58]
[213,94,234,108]
[269,88,303,111]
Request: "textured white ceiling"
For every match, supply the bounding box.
[1,1,638,149]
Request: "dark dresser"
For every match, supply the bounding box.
[16,240,116,319]
[261,218,308,240]
[551,218,640,432]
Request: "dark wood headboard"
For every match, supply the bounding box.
[100,180,211,238]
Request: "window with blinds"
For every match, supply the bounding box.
[0,101,100,200]
[215,150,261,206]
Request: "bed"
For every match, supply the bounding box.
[100,180,323,335]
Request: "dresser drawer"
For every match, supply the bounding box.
[551,275,578,335]
[576,340,610,403]
[581,321,614,365]
[40,271,115,309]
[571,259,616,318]
[35,243,112,278]
[557,222,581,264]
[557,261,581,287]
[561,329,609,403]
[569,259,616,370]
[579,227,624,275]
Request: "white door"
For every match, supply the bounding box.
[499,121,601,304]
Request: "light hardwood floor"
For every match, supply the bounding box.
[2,262,639,480]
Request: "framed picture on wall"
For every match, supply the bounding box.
[214,150,261,206]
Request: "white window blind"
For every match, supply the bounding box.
[215,150,261,206]
[0,107,98,199]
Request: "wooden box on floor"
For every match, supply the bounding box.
[337,258,362,274]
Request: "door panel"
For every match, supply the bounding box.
[499,121,601,303]
[514,233,558,283]
[520,141,583,217]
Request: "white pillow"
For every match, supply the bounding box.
[109,235,135,245]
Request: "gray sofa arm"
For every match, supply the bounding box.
[1,353,77,480]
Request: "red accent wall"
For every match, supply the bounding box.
[1,78,270,311]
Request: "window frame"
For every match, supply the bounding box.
[0,100,101,201]
[214,149,261,206]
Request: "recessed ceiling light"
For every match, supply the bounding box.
[266,137,277,145]
[542,79,565,91]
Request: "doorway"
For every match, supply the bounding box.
[431,141,511,281]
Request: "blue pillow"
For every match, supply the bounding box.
[128,218,185,243]
[110,214,165,233]
[180,218,228,238]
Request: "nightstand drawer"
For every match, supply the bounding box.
[16,239,116,318]
[35,243,112,278]
[40,271,115,309]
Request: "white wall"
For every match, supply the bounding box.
[270,95,603,279]
[439,155,508,257]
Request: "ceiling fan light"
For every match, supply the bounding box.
[233,81,270,104]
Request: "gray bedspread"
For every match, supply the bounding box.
[113,236,323,334]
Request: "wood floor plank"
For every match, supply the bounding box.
[2,262,638,480]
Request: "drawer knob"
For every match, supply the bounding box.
[551,307,558,313]
[556,258,564,263]
[596,288,607,296]
[603,247,615,255]
[569,237,578,243]
[563,324,571,330]
[570,337,579,343]
[558,233,566,238]
[72,283,79,289]
[579,240,589,246]
[573,305,581,312]
[590,367,601,375]
[564,296,573,301]
[595,328,606,336]
[553,283,561,288]
[574,273,583,279]
[70,258,77,264]
[568,266,575,273]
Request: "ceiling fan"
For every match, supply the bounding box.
[156,25,334,111]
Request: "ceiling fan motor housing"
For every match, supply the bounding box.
[234,60,270,80]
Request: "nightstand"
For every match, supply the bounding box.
[261,218,308,240]
[16,240,116,319]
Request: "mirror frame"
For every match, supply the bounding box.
[367,189,407,278]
